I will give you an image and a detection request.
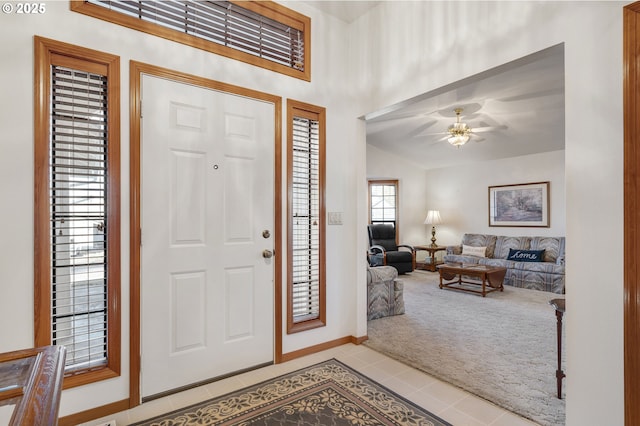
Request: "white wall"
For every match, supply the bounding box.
[423,150,566,246]
[351,2,624,425]
[0,1,626,424]
[367,146,566,248]
[0,0,365,417]
[366,144,429,246]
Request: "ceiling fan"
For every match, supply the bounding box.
[447,108,472,147]
[418,107,507,148]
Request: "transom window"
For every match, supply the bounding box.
[287,100,325,333]
[71,0,311,81]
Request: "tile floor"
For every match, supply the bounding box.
[82,344,539,426]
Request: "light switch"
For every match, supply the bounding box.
[328,212,343,225]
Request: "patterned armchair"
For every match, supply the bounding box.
[367,265,405,320]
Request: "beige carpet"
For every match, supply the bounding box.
[365,270,565,426]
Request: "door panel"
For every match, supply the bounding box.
[171,271,206,353]
[171,150,206,244]
[225,267,254,340]
[140,75,274,398]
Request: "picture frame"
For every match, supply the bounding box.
[488,181,550,227]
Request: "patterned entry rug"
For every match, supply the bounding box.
[131,359,451,426]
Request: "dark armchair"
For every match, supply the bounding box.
[367,224,415,274]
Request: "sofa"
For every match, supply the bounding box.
[367,265,405,320]
[443,233,565,294]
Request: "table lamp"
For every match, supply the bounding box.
[424,210,442,247]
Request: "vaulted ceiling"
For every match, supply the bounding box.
[365,44,565,170]
[303,2,565,171]
[303,1,381,23]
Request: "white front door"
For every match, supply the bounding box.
[140,75,275,398]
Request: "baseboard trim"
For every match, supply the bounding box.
[58,398,130,426]
[351,335,368,345]
[280,335,368,363]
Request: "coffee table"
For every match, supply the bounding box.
[437,263,507,297]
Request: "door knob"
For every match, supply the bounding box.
[262,249,273,259]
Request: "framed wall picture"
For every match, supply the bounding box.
[488,181,550,227]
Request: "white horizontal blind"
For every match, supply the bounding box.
[88,0,305,71]
[291,116,320,321]
[50,65,109,372]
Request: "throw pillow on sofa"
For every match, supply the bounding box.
[462,245,487,257]
[507,248,545,262]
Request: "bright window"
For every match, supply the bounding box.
[71,0,311,81]
[369,179,399,231]
[34,37,120,387]
[287,100,325,333]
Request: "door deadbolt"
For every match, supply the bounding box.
[262,230,270,239]
[262,249,273,259]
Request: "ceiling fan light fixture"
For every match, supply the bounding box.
[447,108,471,147]
[447,133,470,147]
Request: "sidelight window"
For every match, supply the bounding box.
[34,37,120,387]
[287,100,325,333]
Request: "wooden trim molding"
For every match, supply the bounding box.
[367,179,400,243]
[280,336,365,363]
[71,0,311,81]
[624,3,640,425]
[128,61,283,407]
[351,335,369,345]
[58,399,129,426]
[286,99,327,335]
[33,35,121,390]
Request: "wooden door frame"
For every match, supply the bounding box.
[624,3,640,425]
[128,61,283,407]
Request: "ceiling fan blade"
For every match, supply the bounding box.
[404,120,439,139]
[427,136,450,146]
[413,130,448,138]
[471,125,508,133]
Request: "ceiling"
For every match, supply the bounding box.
[301,2,565,171]
[303,1,381,23]
[365,44,565,170]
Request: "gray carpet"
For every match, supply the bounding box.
[365,270,565,426]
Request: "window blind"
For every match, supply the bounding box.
[50,65,108,371]
[87,0,305,71]
[291,116,320,321]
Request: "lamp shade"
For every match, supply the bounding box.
[424,210,442,225]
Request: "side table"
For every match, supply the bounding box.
[549,298,566,399]
[414,245,446,272]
